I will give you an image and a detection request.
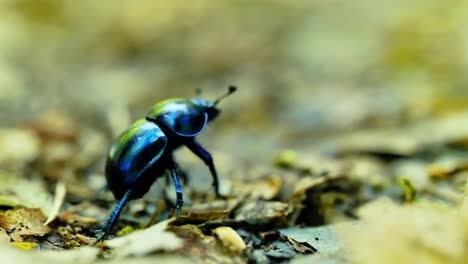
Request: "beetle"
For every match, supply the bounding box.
[97,86,237,241]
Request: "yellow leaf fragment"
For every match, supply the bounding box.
[116,225,135,237]
[213,226,246,252]
[10,242,37,251]
[274,149,297,168]
[397,177,416,203]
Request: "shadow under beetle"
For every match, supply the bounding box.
[97,86,237,241]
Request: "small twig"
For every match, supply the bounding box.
[44,181,67,225]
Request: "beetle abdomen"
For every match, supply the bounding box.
[106,119,168,199]
[146,98,208,137]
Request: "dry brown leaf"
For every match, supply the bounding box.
[104,219,183,258]
[57,211,98,226]
[0,208,51,242]
[231,175,282,200]
[235,200,290,227]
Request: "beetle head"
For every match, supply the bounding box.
[192,85,236,122]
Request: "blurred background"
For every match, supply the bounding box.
[1,0,468,164]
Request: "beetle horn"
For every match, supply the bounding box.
[214,85,237,106]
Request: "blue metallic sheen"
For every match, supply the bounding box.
[105,119,167,200]
[98,86,236,242]
[146,99,208,137]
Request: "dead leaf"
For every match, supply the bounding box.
[104,219,183,258]
[280,225,343,256]
[0,173,52,213]
[287,237,317,254]
[339,198,468,264]
[170,225,244,263]
[57,211,97,226]
[171,210,229,226]
[0,208,51,242]
[231,175,282,200]
[235,200,290,227]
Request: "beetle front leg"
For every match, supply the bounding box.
[168,163,184,217]
[185,140,224,198]
[95,189,133,243]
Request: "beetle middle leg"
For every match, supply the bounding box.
[168,161,184,217]
[184,140,225,198]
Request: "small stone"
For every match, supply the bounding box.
[213,226,246,253]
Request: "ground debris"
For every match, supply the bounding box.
[170,210,229,226]
[234,200,291,227]
[57,226,95,248]
[169,224,245,263]
[213,226,246,253]
[261,230,316,260]
[280,225,343,256]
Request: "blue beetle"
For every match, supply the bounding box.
[98,86,236,240]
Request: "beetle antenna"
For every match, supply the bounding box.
[214,85,237,106]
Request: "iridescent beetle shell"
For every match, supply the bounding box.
[146,98,208,137]
[97,86,236,242]
[105,119,167,200]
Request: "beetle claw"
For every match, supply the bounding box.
[169,202,183,218]
[93,230,109,245]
